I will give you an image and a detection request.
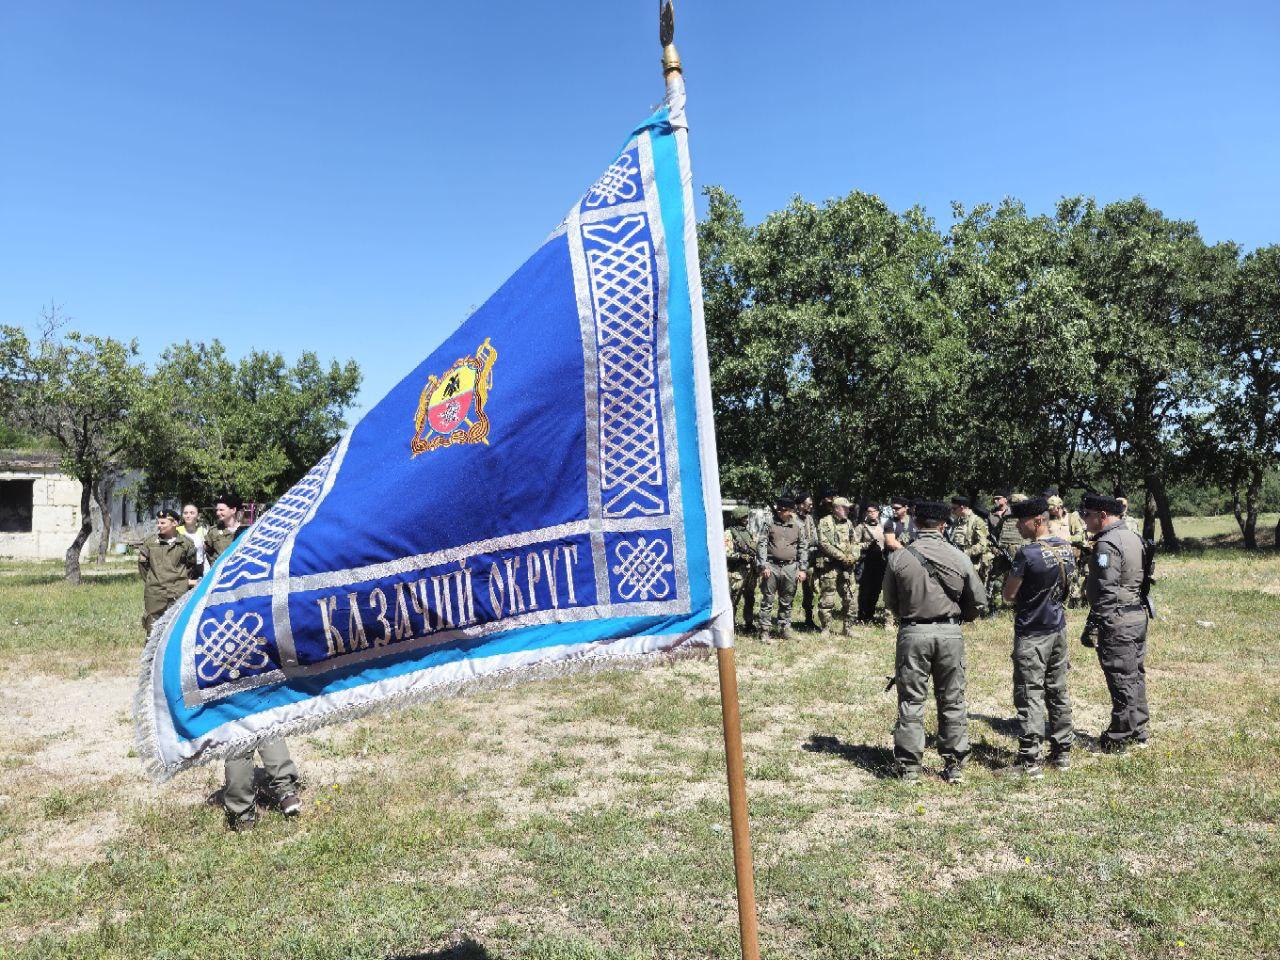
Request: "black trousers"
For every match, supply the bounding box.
[857,557,886,621]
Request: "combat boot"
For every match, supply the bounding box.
[758,626,773,645]
[839,618,853,637]
[780,623,794,641]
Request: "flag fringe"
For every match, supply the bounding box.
[134,598,715,784]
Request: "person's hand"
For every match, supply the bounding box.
[760,567,772,579]
[187,579,199,588]
[797,571,807,583]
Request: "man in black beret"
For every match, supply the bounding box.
[882,500,987,784]
[755,496,808,642]
[1000,496,1076,775]
[138,507,200,634]
[1080,492,1152,753]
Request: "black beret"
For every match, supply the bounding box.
[215,492,243,510]
[890,494,909,507]
[913,500,950,522]
[818,485,836,500]
[775,495,795,510]
[1010,496,1049,519]
[1081,493,1123,515]
[156,507,180,521]
[950,495,970,507]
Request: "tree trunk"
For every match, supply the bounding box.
[1274,515,1280,552]
[1145,473,1178,550]
[65,477,94,584]
[94,474,116,564]
[1242,467,1262,551]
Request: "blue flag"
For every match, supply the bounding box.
[136,82,732,781]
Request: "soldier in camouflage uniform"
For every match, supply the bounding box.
[756,496,808,642]
[947,496,992,586]
[724,507,758,629]
[988,492,1030,612]
[743,504,772,631]
[138,508,200,634]
[815,496,859,634]
[797,494,819,630]
[1116,495,1143,536]
[1047,495,1087,607]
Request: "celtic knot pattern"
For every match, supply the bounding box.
[610,536,674,602]
[195,610,272,684]
[584,215,667,518]
[213,445,338,589]
[582,148,642,209]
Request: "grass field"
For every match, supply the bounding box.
[1,516,1278,959]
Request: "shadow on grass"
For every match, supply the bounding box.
[802,734,896,779]
[390,938,497,960]
[970,713,1020,738]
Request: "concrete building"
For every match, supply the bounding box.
[0,450,155,561]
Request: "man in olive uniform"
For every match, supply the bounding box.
[744,503,772,631]
[815,496,859,634]
[1081,493,1152,753]
[987,489,1012,540]
[947,496,992,585]
[724,507,758,629]
[138,508,200,634]
[797,494,820,631]
[756,496,808,642]
[204,492,305,830]
[883,501,986,784]
[1001,496,1076,776]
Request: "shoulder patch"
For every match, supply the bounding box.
[1095,552,1110,569]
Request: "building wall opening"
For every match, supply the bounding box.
[0,479,36,533]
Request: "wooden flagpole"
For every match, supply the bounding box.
[660,5,761,959]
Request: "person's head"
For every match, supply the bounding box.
[832,496,851,521]
[891,496,909,520]
[797,495,813,517]
[181,503,199,528]
[214,492,243,526]
[863,502,880,523]
[950,495,970,519]
[1116,495,1130,515]
[993,488,1012,512]
[1011,495,1050,539]
[818,485,836,508]
[729,506,750,527]
[912,500,949,531]
[1047,494,1065,519]
[156,508,180,537]
[774,496,795,522]
[1079,493,1123,534]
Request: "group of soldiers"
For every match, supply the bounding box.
[138,493,303,831]
[724,488,1154,782]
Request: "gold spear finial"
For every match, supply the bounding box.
[660,1,682,77]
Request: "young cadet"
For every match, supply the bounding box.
[138,508,200,634]
[756,495,808,642]
[1001,496,1076,776]
[179,503,209,571]
[203,492,304,830]
[1080,492,1152,753]
[882,501,986,785]
[205,492,248,564]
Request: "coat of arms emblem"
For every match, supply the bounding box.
[411,338,497,457]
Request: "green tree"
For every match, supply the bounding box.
[134,341,361,506]
[0,309,148,582]
[1057,197,1237,546]
[1200,245,1280,549]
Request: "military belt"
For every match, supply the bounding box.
[899,616,960,626]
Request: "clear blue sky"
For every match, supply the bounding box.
[3,1,1277,414]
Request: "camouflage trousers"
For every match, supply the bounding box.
[1012,629,1073,761]
[816,567,854,629]
[758,561,799,633]
[728,566,758,629]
